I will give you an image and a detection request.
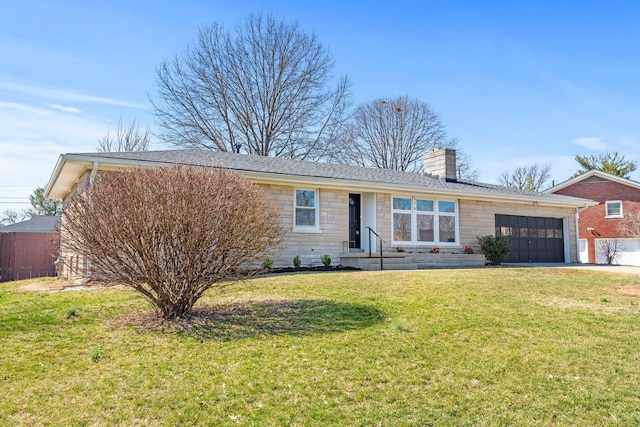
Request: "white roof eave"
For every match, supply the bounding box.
[547,169,640,193]
[46,153,594,208]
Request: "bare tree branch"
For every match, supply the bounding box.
[97,118,151,152]
[61,166,284,318]
[150,14,351,161]
[498,164,552,191]
[597,238,620,265]
[334,96,458,173]
[0,209,29,226]
[330,96,477,178]
[448,139,479,181]
[619,210,640,238]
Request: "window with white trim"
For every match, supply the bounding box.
[294,189,319,230]
[392,197,458,245]
[605,200,623,218]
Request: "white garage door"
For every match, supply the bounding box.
[594,239,640,266]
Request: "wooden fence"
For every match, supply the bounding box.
[0,232,57,282]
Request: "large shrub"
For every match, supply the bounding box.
[477,235,511,265]
[62,166,283,318]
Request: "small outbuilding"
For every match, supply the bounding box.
[0,215,60,282]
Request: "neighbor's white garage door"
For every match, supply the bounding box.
[594,238,640,266]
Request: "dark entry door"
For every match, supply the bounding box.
[349,194,361,249]
[495,215,565,263]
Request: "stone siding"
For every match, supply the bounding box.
[258,184,350,267]
[458,199,578,262]
[356,193,578,263]
[375,193,393,252]
[57,171,581,277]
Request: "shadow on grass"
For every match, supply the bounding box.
[116,299,386,341]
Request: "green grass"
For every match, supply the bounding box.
[1,268,640,426]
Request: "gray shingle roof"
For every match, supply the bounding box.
[71,149,591,205]
[0,216,60,233]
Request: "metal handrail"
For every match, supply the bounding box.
[366,227,385,271]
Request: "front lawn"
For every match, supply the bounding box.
[1,268,639,425]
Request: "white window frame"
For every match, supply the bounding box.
[391,196,459,246]
[605,200,623,218]
[437,200,457,244]
[293,188,320,232]
[391,197,413,243]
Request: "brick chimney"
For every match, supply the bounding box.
[424,148,457,181]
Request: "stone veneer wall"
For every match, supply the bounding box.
[374,192,393,252]
[58,171,580,277]
[59,170,94,279]
[374,194,578,262]
[258,183,350,268]
[458,199,578,262]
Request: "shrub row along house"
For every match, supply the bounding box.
[548,170,640,266]
[45,148,592,275]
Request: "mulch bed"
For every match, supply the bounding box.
[262,265,361,274]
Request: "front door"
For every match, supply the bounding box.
[349,193,361,250]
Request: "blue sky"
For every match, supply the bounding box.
[2,0,640,211]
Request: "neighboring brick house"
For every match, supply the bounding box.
[45,148,591,275]
[548,170,640,265]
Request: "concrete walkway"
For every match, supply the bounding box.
[505,263,640,275]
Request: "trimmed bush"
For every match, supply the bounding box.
[477,235,510,265]
[320,254,331,267]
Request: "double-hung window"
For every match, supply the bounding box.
[392,196,458,245]
[294,189,319,231]
[605,200,623,218]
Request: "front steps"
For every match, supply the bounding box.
[340,252,486,271]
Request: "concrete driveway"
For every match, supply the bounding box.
[505,263,640,275]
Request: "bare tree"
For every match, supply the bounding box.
[597,238,620,265]
[97,118,150,152]
[619,210,640,238]
[449,139,479,181]
[337,95,471,174]
[151,13,351,161]
[61,166,283,319]
[0,209,29,226]
[498,164,552,191]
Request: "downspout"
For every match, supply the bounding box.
[84,161,99,280]
[89,161,99,185]
[575,206,582,264]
